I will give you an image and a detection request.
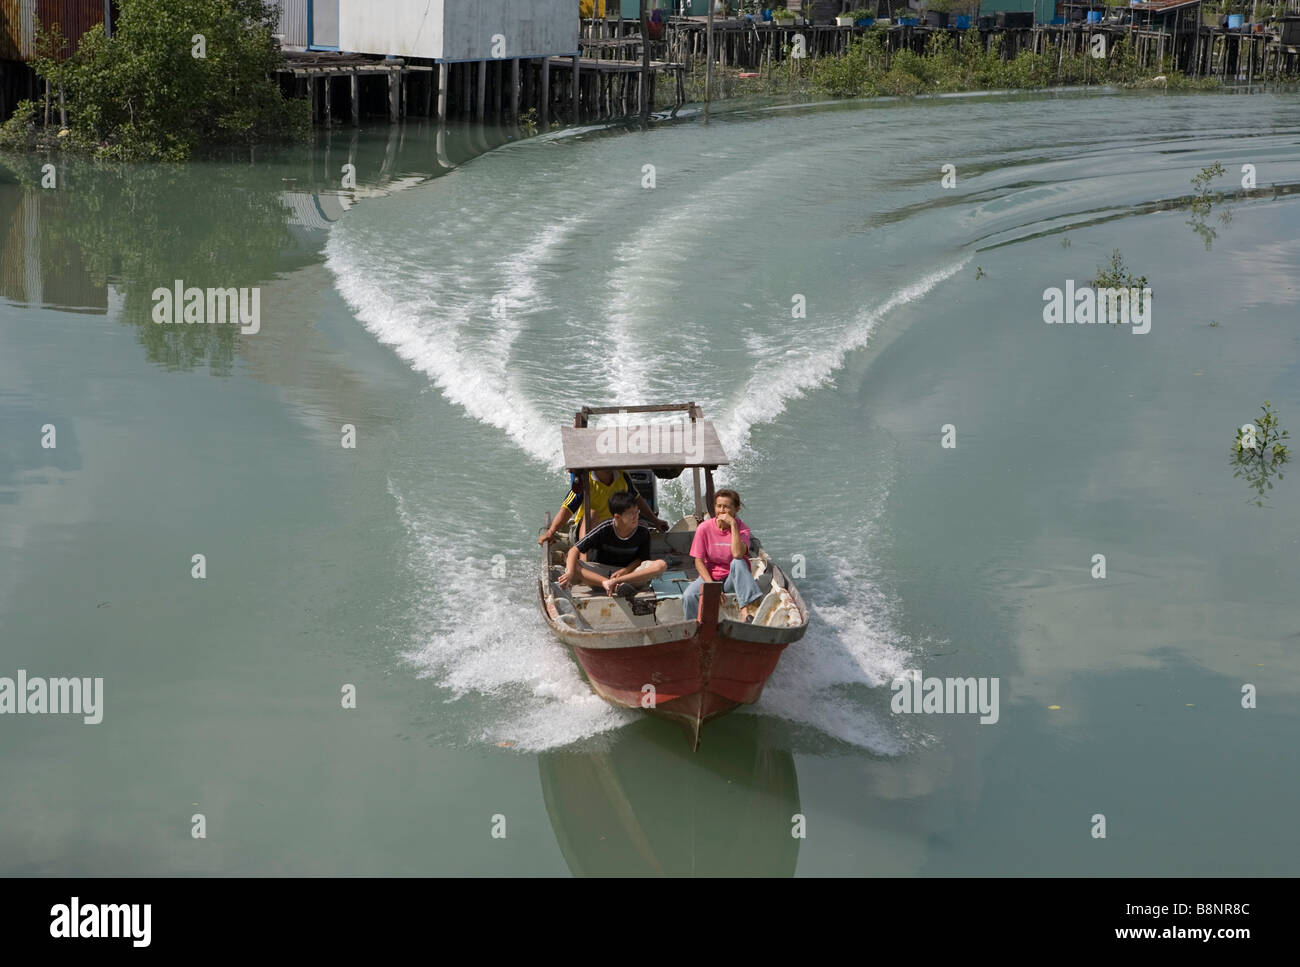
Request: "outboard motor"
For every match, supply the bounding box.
[625,469,658,515]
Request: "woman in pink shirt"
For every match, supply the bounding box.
[682,489,765,623]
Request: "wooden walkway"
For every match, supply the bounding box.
[585,14,1300,81]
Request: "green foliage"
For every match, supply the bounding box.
[1185,161,1231,249]
[812,33,1168,99]
[1189,161,1226,212]
[24,0,308,160]
[1232,401,1289,506]
[1090,249,1149,292]
[1234,401,1290,461]
[0,101,41,150]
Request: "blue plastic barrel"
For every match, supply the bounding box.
[955,14,971,28]
[1086,10,1102,23]
[1227,13,1243,28]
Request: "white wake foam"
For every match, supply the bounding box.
[390,481,633,751]
[329,169,968,754]
[717,258,972,460]
[324,205,580,468]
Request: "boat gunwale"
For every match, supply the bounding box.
[538,551,810,649]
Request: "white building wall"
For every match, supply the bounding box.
[338,0,577,61]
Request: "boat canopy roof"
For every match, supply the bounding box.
[560,420,730,470]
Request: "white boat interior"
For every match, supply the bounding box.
[544,515,801,634]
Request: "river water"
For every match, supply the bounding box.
[2,88,1297,875]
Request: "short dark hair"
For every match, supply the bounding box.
[715,488,742,512]
[608,490,637,516]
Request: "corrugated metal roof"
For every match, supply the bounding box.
[37,0,105,59]
[1130,0,1204,11]
[277,0,308,48]
[1,0,35,61]
[2,1,104,61]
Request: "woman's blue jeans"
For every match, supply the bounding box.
[682,558,764,620]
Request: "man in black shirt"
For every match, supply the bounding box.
[557,491,668,597]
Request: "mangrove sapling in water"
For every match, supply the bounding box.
[1232,403,1290,507]
[1234,402,1290,461]
[1185,162,1233,249]
[1090,249,1151,317]
[1090,249,1149,293]
[1189,162,1227,215]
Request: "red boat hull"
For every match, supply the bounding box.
[567,584,793,747]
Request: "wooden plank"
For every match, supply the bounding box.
[583,403,701,416]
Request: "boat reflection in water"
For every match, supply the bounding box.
[538,713,800,876]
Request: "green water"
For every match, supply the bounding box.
[2,89,1298,875]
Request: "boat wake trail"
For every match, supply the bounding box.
[390,482,633,751]
[328,141,966,755]
[717,258,971,463]
[324,203,583,468]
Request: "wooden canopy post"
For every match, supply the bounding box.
[704,467,717,518]
[574,410,591,538]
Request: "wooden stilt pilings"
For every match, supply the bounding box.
[262,11,1300,141]
[540,57,550,131]
[476,60,487,122]
[510,58,520,122]
[579,14,1299,86]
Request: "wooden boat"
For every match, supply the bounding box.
[537,403,810,749]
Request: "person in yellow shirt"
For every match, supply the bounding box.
[537,468,667,544]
